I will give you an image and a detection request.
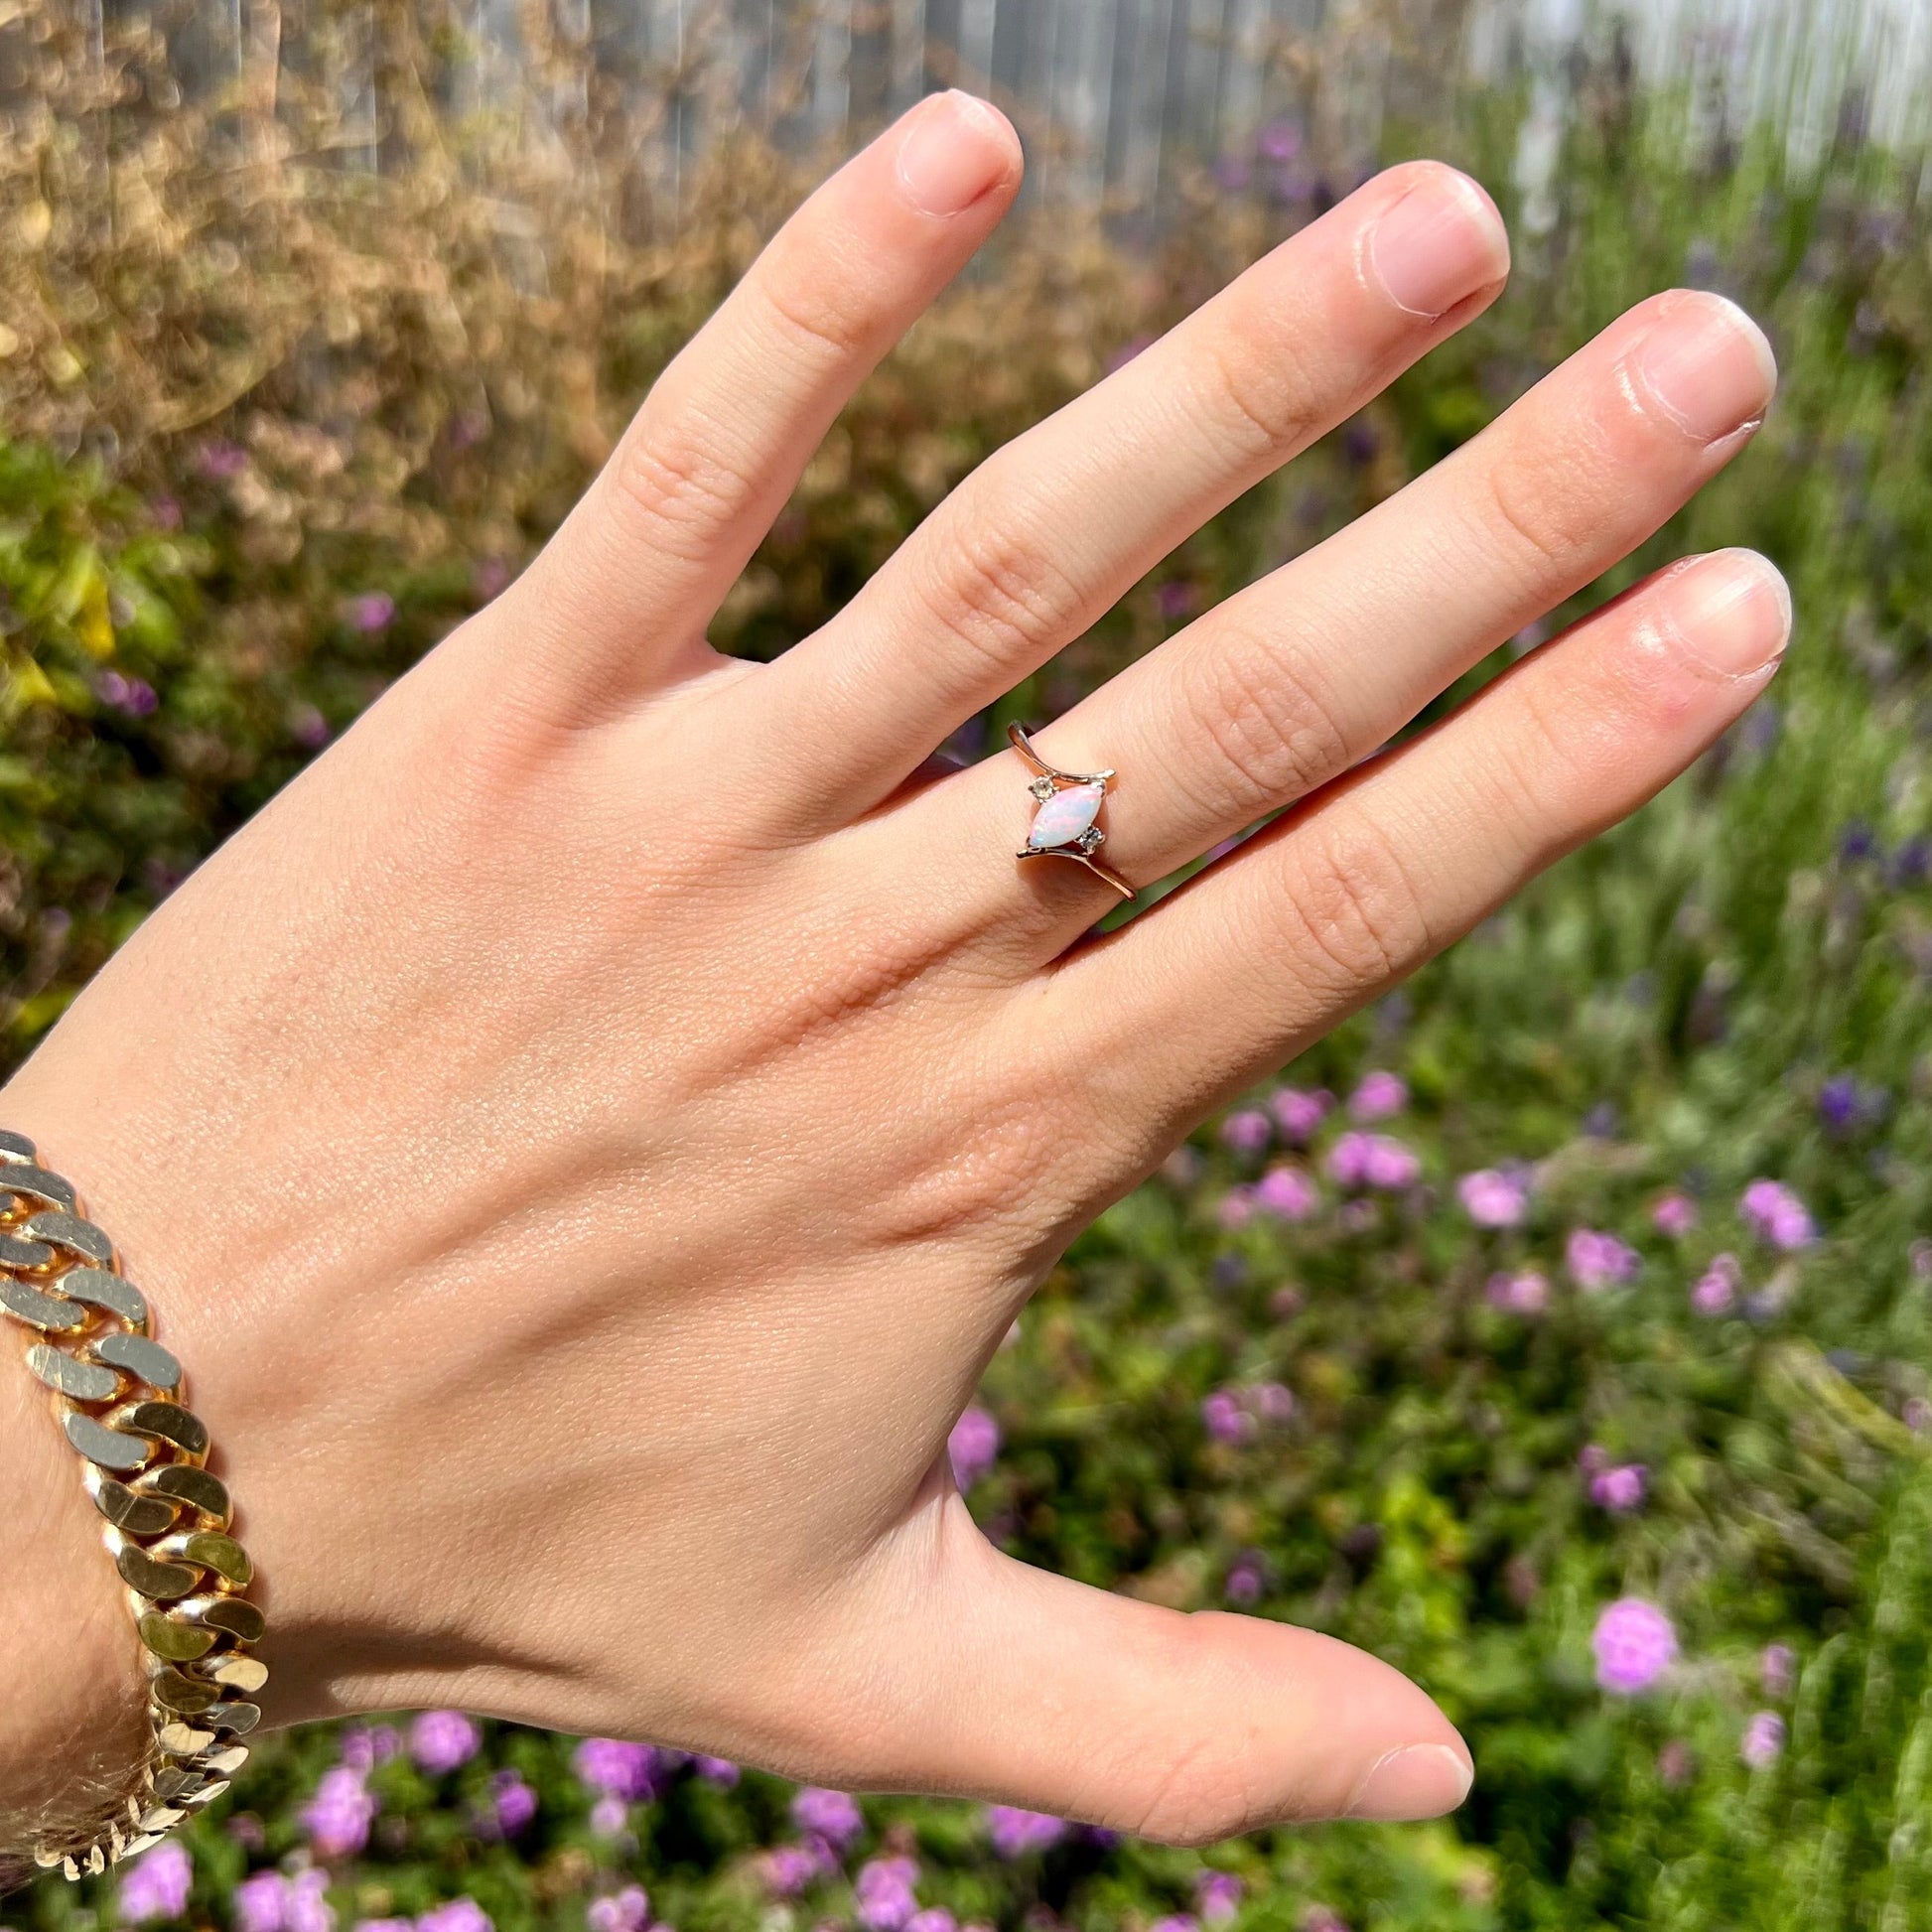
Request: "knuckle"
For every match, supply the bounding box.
[917,497,1089,673]
[1183,625,1353,813]
[877,1089,1056,1248]
[1275,817,1431,990]
[753,268,872,367]
[1197,330,1319,463]
[606,418,753,559]
[1479,442,1597,577]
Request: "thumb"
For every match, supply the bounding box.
[863,1508,1473,1845]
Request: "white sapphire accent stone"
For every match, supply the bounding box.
[1027,782,1106,851]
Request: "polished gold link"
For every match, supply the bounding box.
[136,1463,230,1527]
[149,1669,220,1717]
[26,1342,124,1403]
[21,1208,111,1265]
[63,1409,156,1471]
[153,1721,216,1756]
[0,1231,58,1270]
[181,1592,265,1642]
[4,1137,264,1877]
[0,1277,88,1332]
[115,1545,204,1601]
[104,1399,209,1459]
[199,1654,269,1696]
[56,1265,150,1331]
[0,1166,80,1214]
[88,1331,181,1393]
[152,1530,252,1589]
[86,1469,183,1537]
[137,1612,218,1663]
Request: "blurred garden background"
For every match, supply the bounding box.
[8,0,1932,1924]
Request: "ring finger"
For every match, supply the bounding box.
[903,284,1775,959]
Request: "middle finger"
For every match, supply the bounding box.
[751,160,1511,827]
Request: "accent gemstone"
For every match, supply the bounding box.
[1027,782,1105,851]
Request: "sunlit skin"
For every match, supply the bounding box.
[0,87,1787,1861]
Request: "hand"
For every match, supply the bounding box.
[0,87,1785,1851]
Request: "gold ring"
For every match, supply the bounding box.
[1009,721,1136,901]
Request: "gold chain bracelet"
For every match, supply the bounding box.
[0,1131,265,1880]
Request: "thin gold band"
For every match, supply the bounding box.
[0,1132,265,1880]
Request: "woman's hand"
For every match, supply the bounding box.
[0,88,1786,1849]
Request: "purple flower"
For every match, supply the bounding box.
[694,1753,740,1786]
[1156,581,1197,621]
[341,1724,400,1773]
[1486,1269,1549,1314]
[1458,1169,1528,1228]
[489,1769,537,1836]
[904,1914,958,1932]
[290,704,332,751]
[1327,1132,1420,1190]
[1740,1179,1816,1250]
[301,1765,377,1860]
[473,557,513,602]
[1269,1087,1331,1142]
[196,438,248,480]
[150,493,184,529]
[1657,1740,1694,1787]
[410,1710,482,1775]
[1220,1109,1272,1155]
[1652,1192,1700,1236]
[95,670,159,716]
[1196,1871,1245,1923]
[760,1846,822,1897]
[1691,1253,1741,1315]
[1150,1919,1202,1932]
[1224,1552,1266,1604]
[1589,1464,1648,1513]
[948,1406,1001,1489]
[288,1871,335,1932]
[1568,1229,1639,1292]
[1761,1642,1796,1697]
[1741,1711,1786,1769]
[354,1920,413,1932]
[1348,1070,1407,1121]
[588,1795,628,1837]
[573,1737,658,1802]
[416,1903,490,1932]
[348,592,396,633]
[1215,1187,1257,1229]
[1257,118,1301,160]
[1253,1165,1317,1219]
[586,1887,649,1932]
[119,1840,194,1923]
[855,1855,920,1931]
[1251,1381,1295,1422]
[986,1805,1066,1858]
[1202,1389,1254,1446]
[1592,1598,1678,1693]
[235,1870,289,1932]
[791,1786,864,1850]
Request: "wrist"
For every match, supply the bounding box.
[0,1320,150,1869]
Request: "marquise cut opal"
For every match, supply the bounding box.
[1028,781,1105,850]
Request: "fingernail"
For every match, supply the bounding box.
[1365,170,1509,319]
[1344,1742,1474,1821]
[896,90,1016,217]
[1631,294,1778,443]
[1666,548,1792,678]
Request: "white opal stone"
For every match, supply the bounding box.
[1028,782,1105,850]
